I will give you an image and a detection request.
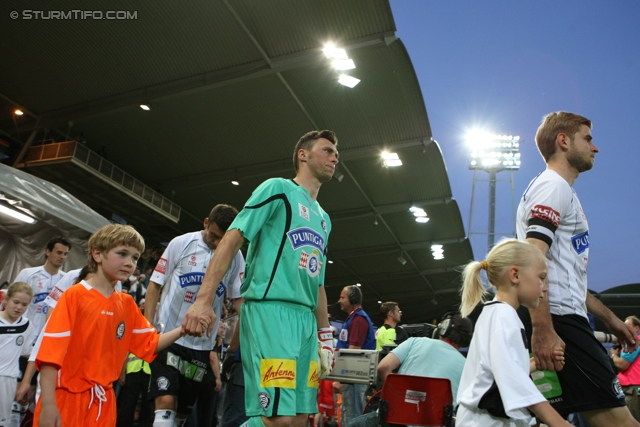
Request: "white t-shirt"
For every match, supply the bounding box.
[0,315,36,377]
[151,231,245,351]
[13,266,65,339]
[457,301,545,426]
[516,170,589,318]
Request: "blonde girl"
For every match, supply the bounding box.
[0,282,36,425]
[456,239,570,427]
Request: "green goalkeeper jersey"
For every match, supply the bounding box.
[229,178,332,309]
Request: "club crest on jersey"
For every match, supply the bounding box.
[157,376,170,391]
[216,281,227,298]
[116,321,125,340]
[188,255,197,267]
[16,336,24,346]
[179,272,205,288]
[258,392,271,411]
[299,250,322,277]
[321,220,327,232]
[571,230,589,254]
[299,203,310,221]
[287,228,325,252]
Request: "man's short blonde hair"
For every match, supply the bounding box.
[86,224,145,272]
[535,111,591,162]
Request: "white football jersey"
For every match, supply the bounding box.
[0,315,35,377]
[457,301,545,426]
[516,170,589,318]
[151,231,245,350]
[13,266,65,340]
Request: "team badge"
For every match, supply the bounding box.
[612,377,624,399]
[321,220,327,232]
[299,203,310,221]
[157,376,170,391]
[258,392,271,411]
[299,250,322,277]
[16,336,24,346]
[116,321,125,340]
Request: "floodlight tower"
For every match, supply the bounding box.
[467,131,521,249]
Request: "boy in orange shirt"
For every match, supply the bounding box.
[34,224,190,427]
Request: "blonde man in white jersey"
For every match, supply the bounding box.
[516,111,640,426]
[145,204,245,427]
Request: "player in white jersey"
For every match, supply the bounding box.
[517,112,640,427]
[13,237,70,341]
[10,237,69,427]
[145,204,245,427]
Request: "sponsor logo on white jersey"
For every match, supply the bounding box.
[179,272,205,288]
[571,230,589,254]
[531,204,561,227]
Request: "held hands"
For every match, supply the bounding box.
[606,318,639,353]
[317,328,334,379]
[181,300,216,337]
[532,327,566,372]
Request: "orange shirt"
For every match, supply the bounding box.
[36,281,159,392]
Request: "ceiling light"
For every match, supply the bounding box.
[328,260,333,264]
[378,300,382,304]
[332,59,356,70]
[14,109,24,116]
[0,204,36,224]
[415,217,429,223]
[333,171,344,182]
[323,45,348,60]
[338,75,360,88]
[382,152,402,167]
[397,256,407,265]
[231,181,239,186]
[356,283,361,287]
[431,297,438,305]
[140,104,150,111]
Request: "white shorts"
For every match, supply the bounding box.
[0,375,18,426]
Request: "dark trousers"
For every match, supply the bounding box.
[116,370,152,427]
[221,364,249,427]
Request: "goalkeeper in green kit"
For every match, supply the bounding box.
[183,130,339,427]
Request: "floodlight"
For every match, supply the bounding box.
[338,75,360,88]
[332,59,355,70]
[231,181,239,186]
[415,217,429,223]
[14,109,24,116]
[355,283,361,287]
[323,45,348,60]
[140,104,150,111]
[382,152,402,167]
[467,129,521,171]
[0,204,36,224]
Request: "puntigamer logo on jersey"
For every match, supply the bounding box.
[179,272,205,288]
[33,292,48,304]
[571,230,589,254]
[287,227,325,252]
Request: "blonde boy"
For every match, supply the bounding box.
[34,224,184,427]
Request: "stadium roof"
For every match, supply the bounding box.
[0,0,474,324]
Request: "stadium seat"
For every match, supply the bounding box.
[378,374,454,427]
